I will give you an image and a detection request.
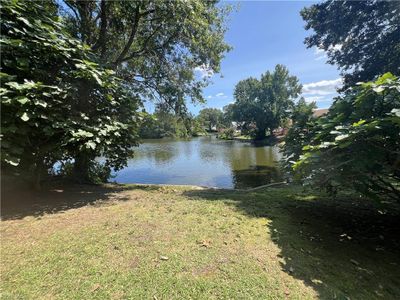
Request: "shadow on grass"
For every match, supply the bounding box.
[183,186,400,299]
[0,182,154,221]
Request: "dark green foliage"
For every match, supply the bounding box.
[1,0,230,185]
[292,74,400,201]
[139,109,205,139]
[1,0,140,185]
[282,98,316,172]
[61,0,231,107]
[218,128,235,140]
[221,103,235,128]
[60,0,231,181]
[197,108,224,131]
[301,0,400,88]
[231,65,302,139]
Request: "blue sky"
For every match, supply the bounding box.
[188,0,342,114]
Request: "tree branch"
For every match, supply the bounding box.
[113,5,141,66]
[91,0,107,59]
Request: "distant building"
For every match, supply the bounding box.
[312,108,329,118]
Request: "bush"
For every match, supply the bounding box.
[218,128,236,140]
[291,74,400,201]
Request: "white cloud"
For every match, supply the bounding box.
[302,78,343,95]
[302,78,343,105]
[314,48,325,55]
[314,47,327,61]
[194,65,214,78]
[313,45,342,61]
[315,55,327,61]
[207,92,228,99]
[330,44,342,51]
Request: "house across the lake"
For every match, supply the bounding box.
[312,108,329,118]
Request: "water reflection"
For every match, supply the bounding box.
[113,136,282,188]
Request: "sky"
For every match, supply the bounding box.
[187,0,342,114]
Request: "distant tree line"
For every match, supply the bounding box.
[139,104,205,139]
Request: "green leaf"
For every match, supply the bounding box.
[86,141,96,150]
[391,108,400,117]
[373,86,384,93]
[92,73,103,86]
[20,112,29,121]
[17,17,32,27]
[335,134,349,141]
[72,130,94,138]
[17,97,29,105]
[352,120,366,127]
[5,157,20,166]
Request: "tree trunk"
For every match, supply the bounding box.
[73,152,91,183]
[255,127,266,140]
[73,81,92,184]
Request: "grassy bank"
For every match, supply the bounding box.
[1,184,399,299]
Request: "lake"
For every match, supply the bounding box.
[113,136,283,189]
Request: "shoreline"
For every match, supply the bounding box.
[109,181,288,192]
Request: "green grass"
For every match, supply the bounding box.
[1,184,399,299]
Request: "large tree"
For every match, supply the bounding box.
[60,0,230,104]
[1,0,140,186]
[198,108,223,131]
[59,0,231,179]
[231,65,302,139]
[301,0,400,88]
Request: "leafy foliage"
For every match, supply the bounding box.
[281,98,316,172]
[218,128,235,140]
[60,0,231,181]
[61,0,231,107]
[301,0,400,88]
[231,65,302,139]
[291,74,400,201]
[139,108,205,139]
[1,0,140,184]
[197,108,224,131]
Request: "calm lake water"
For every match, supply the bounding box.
[113,136,282,189]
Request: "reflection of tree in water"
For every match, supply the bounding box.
[134,143,178,166]
[152,150,177,165]
[227,145,282,189]
[198,138,231,163]
[232,165,282,189]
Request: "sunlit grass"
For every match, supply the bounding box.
[1,184,399,299]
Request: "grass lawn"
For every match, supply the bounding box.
[1,184,399,299]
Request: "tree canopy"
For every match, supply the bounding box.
[1,0,141,185]
[61,0,231,106]
[282,98,316,172]
[1,0,231,185]
[197,108,224,131]
[301,0,400,88]
[231,65,302,139]
[291,74,400,201]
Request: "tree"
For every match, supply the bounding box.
[293,74,400,201]
[282,98,316,172]
[231,65,302,139]
[301,0,400,88]
[198,108,223,131]
[221,103,235,128]
[1,0,140,186]
[59,0,231,179]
